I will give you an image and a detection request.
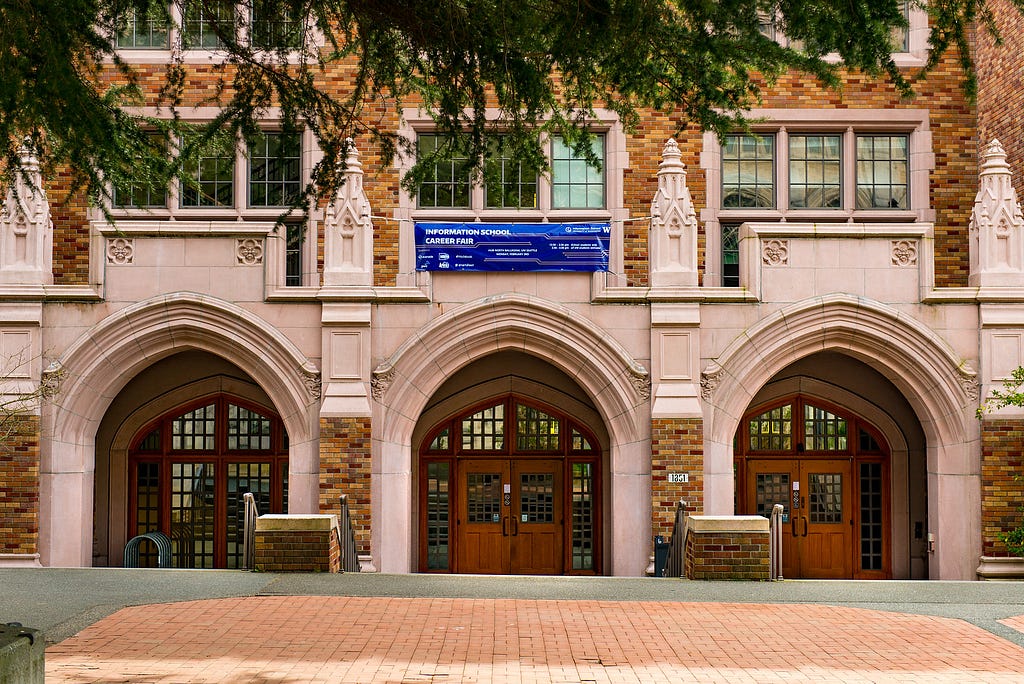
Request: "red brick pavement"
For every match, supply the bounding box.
[46,596,1024,683]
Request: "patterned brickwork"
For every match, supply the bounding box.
[978,0,1024,199]
[981,419,1024,557]
[683,529,770,580]
[319,417,372,555]
[254,529,340,572]
[0,415,40,556]
[651,418,704,540]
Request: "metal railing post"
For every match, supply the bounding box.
[242,492,258,570]
[769,503,784,580]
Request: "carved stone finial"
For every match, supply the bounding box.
[324,139,373,286]
[969,138,1024,286]
[650,138,698,287]
[1,139,53,286]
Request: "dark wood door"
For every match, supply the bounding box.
[457,459,564,574]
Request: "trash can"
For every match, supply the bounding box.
[653,535,670,577]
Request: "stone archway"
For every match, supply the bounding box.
[371,293,651,575]
[701,294,979,579]
[39,293,321,566]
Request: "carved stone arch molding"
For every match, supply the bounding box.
[40,292,322,567]
[700,293,980,579]
[373,292,649,446]
[371,292,652,575]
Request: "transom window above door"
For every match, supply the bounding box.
[424,397,597,456]
[746,399,854,454]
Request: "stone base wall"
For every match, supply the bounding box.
[254,515,341,573]
[682,516,770,580]
[981,420,1024,556]
[0,415,40,558]
[319,417,371,554]
[651,418,704,540]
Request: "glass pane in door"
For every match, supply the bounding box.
[466,473,502,523]
[225,462,272,569]
[520,472,555,523]
[571,462,595,570]
[426,462,451,570]
[755,472,790,519]
[170,462,216,568]
[809,473,843,524]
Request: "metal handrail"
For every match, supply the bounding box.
[769,503,785,580]
[242,492,259,570]
[662,500,689,578]
[337,494,361,572]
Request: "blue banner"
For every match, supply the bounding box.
[415,222,611,272]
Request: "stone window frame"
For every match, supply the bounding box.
[700,108,934,287]
[113,1,319,63]
[395,108,629,287]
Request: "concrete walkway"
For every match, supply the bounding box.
[4,569,1024,682]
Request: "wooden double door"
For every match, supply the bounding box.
[736,396,891,579]
[746,458,853,579]
[458,459,563,574]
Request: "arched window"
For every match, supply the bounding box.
[129,394,288,568]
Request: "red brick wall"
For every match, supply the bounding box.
[981,420,1024,556]
[651,418,704,540]
[683,529,769,580]
[254,529,340,572]
[319,417,371,554]
[0,415,40,556]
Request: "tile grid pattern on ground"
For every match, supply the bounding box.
[44,596,1024,683]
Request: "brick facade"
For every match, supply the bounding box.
[318,417,371,555]
[978,0,1024,197]
[651,418,704,540]
[981,420,1024,556]
[0,415,40,557]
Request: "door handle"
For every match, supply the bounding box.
[503,516,509,536]
[791,516,798,537]
[512,517,518,536]
[802,516,809,538]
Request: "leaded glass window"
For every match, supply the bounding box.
[485,138,538,208]
[856,135,908,209]
[250,0,303,49]
[170,462,216,568]
[227,404,272,450]
[755,472,790,519]
[804,404,847,451]
[466,473,502,523]
[789,134,841,209]
[116,6,169,48]
[182,0,234,49]
[426,462,450,570]
[571,428,593,452]
[520,472,555,523]
[748,404,791,451]
[461,404,504,451]
[722,134,775,208]
[226,462,272,568]
[571,462,596,570]
[551,136,605,209]
[808,472,843,524]
[417,134,471,208]
[859,462,884,571]
[181,137,235,207]
[516,403,560,451]
[429,428,450,451]
[248,132,301,207]
[171,404,216,450]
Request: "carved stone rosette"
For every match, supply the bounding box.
[236,238,264,265]
[762,239,789,266]
[891,240,918,266]
[107,238,135,265]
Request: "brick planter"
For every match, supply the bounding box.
[254,515,341,573]
[683,516,770,581]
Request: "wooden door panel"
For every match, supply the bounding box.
[511,460,563,575]
[798,463,852,579]
[457,462,510,574]
[747,460,798,580]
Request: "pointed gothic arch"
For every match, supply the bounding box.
[371,292,651,574]
[701,293,980,579]
[39,293,321,566]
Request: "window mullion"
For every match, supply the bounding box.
[777,127,789,211]
[843,127,856,212]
